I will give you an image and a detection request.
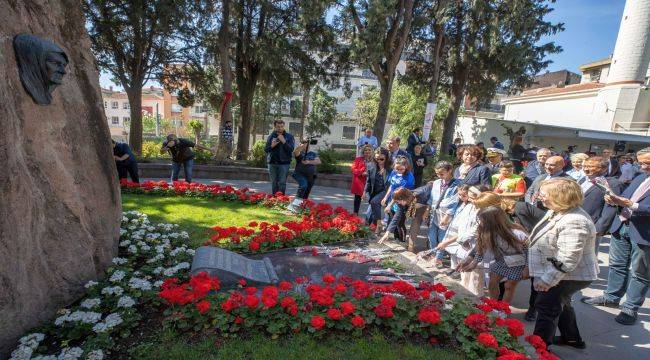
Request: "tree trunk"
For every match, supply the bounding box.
[217,0,233,154]
[236,84,253,159]
[126,86,143,155]
[427,25,444,104]
[373,76,393,142]
[439,65,468,155]
[299,86,310,139]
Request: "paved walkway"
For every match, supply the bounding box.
[147,178,650,359]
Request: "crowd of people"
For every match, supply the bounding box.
[349,129,650,351]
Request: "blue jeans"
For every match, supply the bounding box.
[171,159,193,183]
[621,243,650,313]
[268,163,290,195]
[428,224,446,260]
[292,172,315,199]
[604,229,633,303]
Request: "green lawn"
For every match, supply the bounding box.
[121,193,293,247]
[128,329,463,360]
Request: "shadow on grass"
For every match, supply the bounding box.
[121,194,293,247]
[129,328,464,360]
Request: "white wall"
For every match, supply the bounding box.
[503,91,607,131]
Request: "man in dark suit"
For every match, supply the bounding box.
[524,148,552,187]
[579,156,621,252]
[406,127,425,157]
[582,148,650,325]
[602,148,621,177]
[387,136,412,168]
[514,155,571,321]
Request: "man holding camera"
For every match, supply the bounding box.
[160,134,212,183]
[288,137,321,212]
[264,120,295,195]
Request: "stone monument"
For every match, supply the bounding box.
[0,1,121,354]
[191,247,279,286]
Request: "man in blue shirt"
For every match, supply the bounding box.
[357,128,378,155]
[112,140,139,183]
[264,120,295,195]
[490,136,505,150]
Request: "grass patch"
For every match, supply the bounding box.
[129,329,463,360]
[121,193,293,247]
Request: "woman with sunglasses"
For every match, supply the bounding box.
[364,148,392,233]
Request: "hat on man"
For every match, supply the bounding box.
[486,147,507,157]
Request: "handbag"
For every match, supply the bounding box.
[503,254,526,267]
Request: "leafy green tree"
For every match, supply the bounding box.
[142,114,172,134]
[353,87,379,131]
[305,87,338,137]
[335,0,417,142]
[84,0,194,154]
[187,119,205,142]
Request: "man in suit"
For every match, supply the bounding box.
[514,155,571,321]
[602,148,621,177]
[524,148,552,187]
[387,136,412,167]
[581,148,650,325]
[579,156,621,253]
[406,127,425,157]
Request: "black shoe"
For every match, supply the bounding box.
[446,270,461,280]
[580,295,620,308]
[615,310,637,325]
[525,309,536,322]
[553,336,586,349]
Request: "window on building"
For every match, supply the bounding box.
[172,119,183,127]
[123,117,130,123]
[111,101,118,109]
[288,122,302,135]
[104,101,108,109]
[111,116,119,125]
[123,102,130,109]
[171,104,183,113]
[342,126,356,140]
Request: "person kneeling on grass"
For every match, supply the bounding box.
[287,139,321,213]
[378,188,416,244]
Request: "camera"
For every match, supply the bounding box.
[302,135,319,145]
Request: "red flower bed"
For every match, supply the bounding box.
[120,180,371,252]
[159,272,533,359]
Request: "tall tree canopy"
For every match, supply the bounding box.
[84,0,194,154]
[335,0,417,142]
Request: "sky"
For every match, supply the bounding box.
[99,0,627,90]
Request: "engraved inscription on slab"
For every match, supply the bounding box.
[191,247,278,285]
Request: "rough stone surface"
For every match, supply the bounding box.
[0,0,121,354]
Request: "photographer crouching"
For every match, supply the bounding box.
[287,137,321,212]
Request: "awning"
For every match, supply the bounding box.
[525,124,650,144]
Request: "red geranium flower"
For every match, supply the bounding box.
[234,316,243,324]
[373,304,394,318]
[244,287,258,295]
[418,308,441,325]
[380,294,397,308]
[340,301,355,316]
[477,332,499,349]
[429,337,439,345]
[322,273,336,284]
[464,313,491,332]
[327,308,343,320]
[351,315,365,328]
[279,281,293,291]
[310,315,326,330]
[244,295,260,309]
[196,300,210,314]
[238,279,247,287]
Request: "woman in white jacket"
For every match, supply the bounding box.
[527,177,597,349]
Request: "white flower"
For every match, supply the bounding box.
[32,355,57,360]
[9,345,33,360]
[128,277,152,291]
[18,333,45,347]
[128,245,138,254]
[85,349,104,360]
[10,333,46,360]
[119,240,131,247]
[55,311,102,326]
[128,225,137,230]
[117,296,136,308]
[152,267,164,275]
[84,281,98,289]
[109,270,126,283]
[112,257,128,265]
[57,347,84,360]
[153,280,164,288]
[80,298,101,309]
[186,249,196,256]
[119,229,127,236]
[93,313,123,333]
[101,286,124,297]
[162,262,190,277]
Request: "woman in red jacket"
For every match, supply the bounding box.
[351,145,375,215]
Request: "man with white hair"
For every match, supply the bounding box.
[524,148,552,187]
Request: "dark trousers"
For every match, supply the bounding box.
[368,190,386,224]
[388,207,407,242]
[117,161,139,183]
[529,278,538,311]
[414,173,423,188]
[353,194,362,214]
[292,172,315,199]
[533,280,592,346]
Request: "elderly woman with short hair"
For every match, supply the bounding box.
[527,177,597,350]
[567,153,589,182]
[454,145,492,188]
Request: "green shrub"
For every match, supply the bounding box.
[194,149,213,164]
[316,147,338,174]
[141,141,167,159]
[248,140,267,167]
